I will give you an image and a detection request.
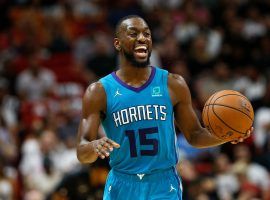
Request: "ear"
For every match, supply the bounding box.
[114,38,121,51]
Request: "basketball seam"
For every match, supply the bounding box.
[204,104,253,120]
[207,93,218,137]
[213,93,250,102]
[212,108,247,134]
[211,99,249,135]
[215,94,252,116]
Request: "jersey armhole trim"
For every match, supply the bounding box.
[99,79,111,119]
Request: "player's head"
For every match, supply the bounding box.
[114,15,152,68]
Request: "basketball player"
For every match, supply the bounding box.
[76,15,252,200]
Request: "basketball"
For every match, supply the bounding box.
[202,90,254,142]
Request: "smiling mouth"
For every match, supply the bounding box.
[134,46,148,58]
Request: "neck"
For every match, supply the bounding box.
[116,66,152,87]
[119,65,150,76]
[119,53,150,72]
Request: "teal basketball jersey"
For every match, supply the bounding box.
[100,67,179,174]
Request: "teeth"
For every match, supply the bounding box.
[135,46,147,51]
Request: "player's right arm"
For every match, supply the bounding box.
[76,82,120,164]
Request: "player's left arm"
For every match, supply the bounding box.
[168,73,252,147]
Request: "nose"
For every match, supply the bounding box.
[137,32,146,42]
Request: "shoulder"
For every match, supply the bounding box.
[167,73,191,105]
[86,81,106,94]
[83,81,106,111]
[168,73,188,90]
[84,81,106,101]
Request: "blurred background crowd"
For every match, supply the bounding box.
[0,0,270,199]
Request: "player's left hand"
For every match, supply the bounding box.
[230,127,253,144]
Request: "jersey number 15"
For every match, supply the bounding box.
[125,127,159,157]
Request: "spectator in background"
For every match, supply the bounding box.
[19,130,62,198]
[169,60,190,84]
[73,34,95,66]
[86,33,116,80]
[16,51,56,101]
[149,47,162,68]
[187,33,214,76]
[233,65,267,102]
[233,162,260,200]
[174,0,222,61]
[255,34,270,73]
[232,144,270,200]
[174,1,200,45]
[0,78,19,165]
[254,101,270,152]
[252,81,270,171]
[195,61,234,106]
[0,78,19,132]
[242,6,267,39]
[0,54,17,96]
[24,190,43,200]
[0,1,11,31]
[157,35,181,67]
[46,17,71,53]
[0,117,17,166]
[0,158,14,200]
[214,154,239,200]
[177,159,198,199]
[54,100,81,173]
[49,161,109,200]
[146,0,183,10]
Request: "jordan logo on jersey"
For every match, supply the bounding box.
[114,88,122,97]
[169,184,176,192]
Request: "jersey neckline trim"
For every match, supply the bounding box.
[111,66,156,92]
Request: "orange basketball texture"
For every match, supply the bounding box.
[202,90,254,142]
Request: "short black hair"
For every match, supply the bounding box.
[115,15,144,37]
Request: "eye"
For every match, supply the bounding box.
[144,32,151,37]
[128,32,137,37]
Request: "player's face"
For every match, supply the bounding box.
[118,18,152,68]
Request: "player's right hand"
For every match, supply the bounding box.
[94,137,120,159]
